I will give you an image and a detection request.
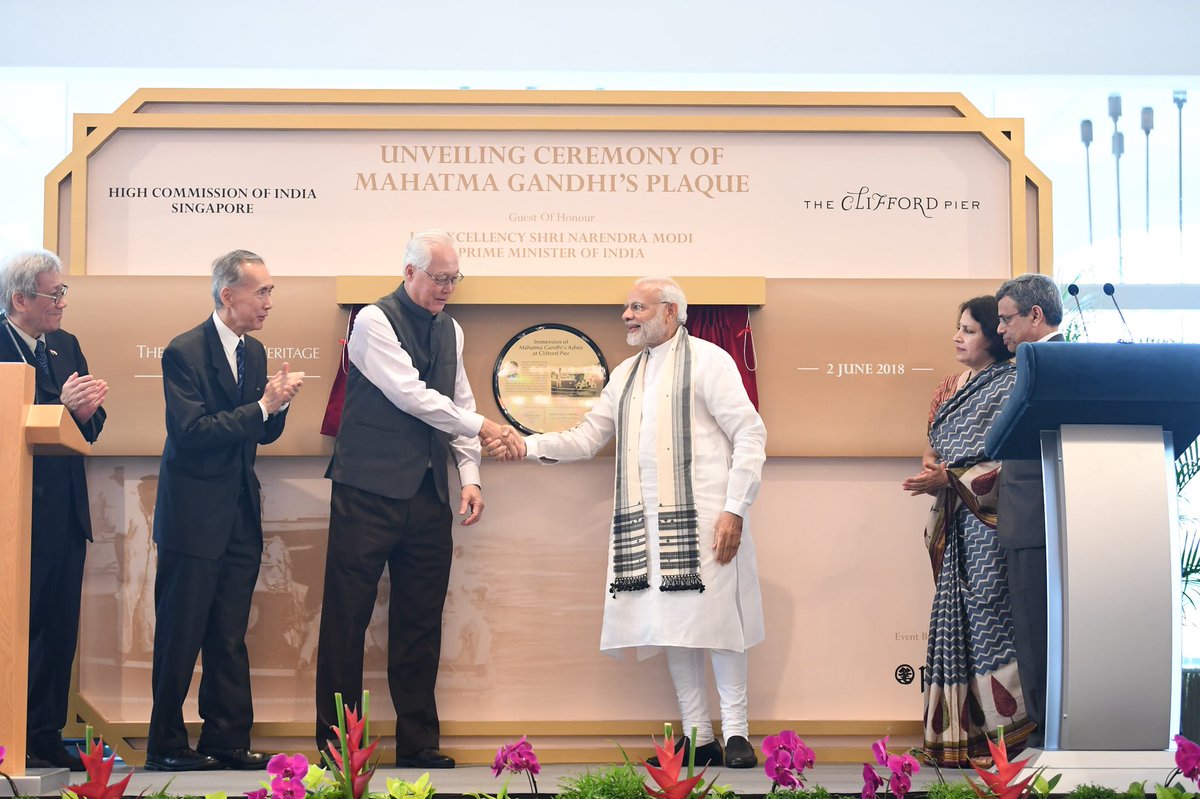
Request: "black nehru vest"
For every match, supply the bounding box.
[325,286,459,502]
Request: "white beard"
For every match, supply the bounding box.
[626,311,669,348]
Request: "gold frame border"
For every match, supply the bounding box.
[46,88,1051,282]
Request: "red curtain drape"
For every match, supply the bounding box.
[319,305,363,437]
[687,305,759,409]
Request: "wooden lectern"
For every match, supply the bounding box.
[0,362,90,778]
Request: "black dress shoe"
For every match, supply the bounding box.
[395,748,455,769]
[198,747,271,770]
[38,747,86,771]
[724,735,757,768]
[145,748,221,771]
[26,753,54,769]
[647,737,723,768]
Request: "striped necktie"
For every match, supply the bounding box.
[236,339,245,394]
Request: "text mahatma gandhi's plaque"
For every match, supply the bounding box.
[493,324,609,434]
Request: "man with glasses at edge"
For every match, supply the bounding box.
[994,273,1064,749]
[0,249,107,771]
[315,229,504,769]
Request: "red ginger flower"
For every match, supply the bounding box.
[642,734,713,799]
[67,740,133,799]
[326,706,379,799]
[969,734,1036,799]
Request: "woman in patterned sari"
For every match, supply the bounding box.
[902,295,1035,767]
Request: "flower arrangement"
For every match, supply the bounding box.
[470,736,541,799]
[243,692,445,799]
[962,728,1059,799]
[642,726,715,799]
[385,771,437,799]
[862,736,921,799]
[64,736,134,799]
[1130,733,1200,799]
[321,692,380,799]
[762,730,815,791]
[493,736,541,797]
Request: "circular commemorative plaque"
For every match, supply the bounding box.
[492,323,609,435]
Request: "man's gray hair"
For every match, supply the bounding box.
[404,230,455,271]
[635,276,688,324]
[995,273,1063,326]
[211,249,265,310]
[0,249,63,315]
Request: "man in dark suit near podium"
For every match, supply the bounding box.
[0,249,107,771]
[147,250,304,771]
[995,273,1064,748]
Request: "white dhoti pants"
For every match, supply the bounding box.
[665,647,749,746]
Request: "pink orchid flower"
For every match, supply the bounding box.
[871,736,891,768]
[1176,735,1200,782]
[863,763,885,799]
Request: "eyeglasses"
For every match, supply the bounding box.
[28,284,69,304]
[419,267,464,287]
[622,301,663,313]
[997,311,1028,326]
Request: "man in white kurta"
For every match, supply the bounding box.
[497,277,766,768]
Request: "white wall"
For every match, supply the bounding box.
[4,0,1200,75]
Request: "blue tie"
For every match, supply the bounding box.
[236,339,245,395]
[33,339,51,377]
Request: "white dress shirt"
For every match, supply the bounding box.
[212,311,272,421]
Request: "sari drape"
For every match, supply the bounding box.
[920,361,1036,765]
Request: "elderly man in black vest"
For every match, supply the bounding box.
[315,230,502,769]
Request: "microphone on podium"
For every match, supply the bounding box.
[1103,283,1135,342]
[1066,284,1089,341]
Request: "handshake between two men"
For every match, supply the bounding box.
[478,419,527,462]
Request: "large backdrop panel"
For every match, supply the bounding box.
[38,90,1049,763]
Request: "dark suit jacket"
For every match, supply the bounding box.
[995,332,1066,550]
[153,317,287,559]
[0,316,105,555]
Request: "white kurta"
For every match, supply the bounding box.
[525,334,766,658]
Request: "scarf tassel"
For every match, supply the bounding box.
[610,575,651,597]
[660,574,705,592]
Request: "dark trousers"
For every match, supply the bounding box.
[1005,545,1048,744]
[27,532,86,755]
[148,492,262,754]
[315,474,453,755]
